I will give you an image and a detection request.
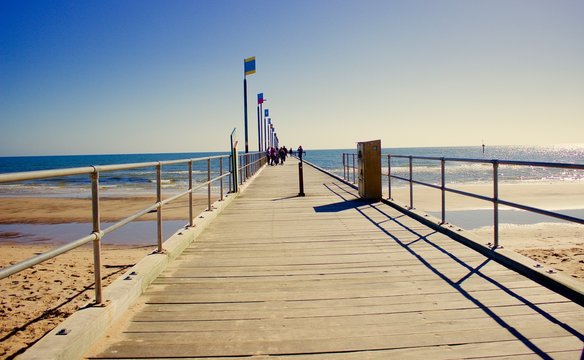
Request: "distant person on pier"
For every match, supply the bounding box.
[298,146,304,161]
[279,147,287,165]
[270,147,278,166]
[265,147,271,165]
[289,147,294,156]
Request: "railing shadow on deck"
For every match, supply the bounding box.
[319,182,583,359]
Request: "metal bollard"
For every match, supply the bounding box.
[298,162,305,197]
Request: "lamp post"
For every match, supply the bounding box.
[264,109,269,150]
[257,93,265,152]
[243,57,256,154]
[268,119,273,148]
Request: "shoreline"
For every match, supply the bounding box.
[0,194,218,224]
[0,182,582,224]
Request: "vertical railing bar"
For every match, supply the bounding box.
[493,161,499,248]
[188,161,193,227]
[240,155,243,185]
[441,158,446,224]
[220,157,224,200]
[228,155,233,193]
[244,153,248,179]
[387,155,391,200]
[91,170,103,305]
[343,154,346,180]
[156,163,163,252]
[352,154,356,183]
[409,156,413,209]
[207,158,211,211]
[346,153,348,180]
[347,153,349,181]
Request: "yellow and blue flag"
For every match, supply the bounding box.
[244,56,256,76]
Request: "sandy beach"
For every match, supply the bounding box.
[0,194,218,359]
[0,243,155,359]
[387,182,584,279]
[387,181,584,212]
[1,183,583,358]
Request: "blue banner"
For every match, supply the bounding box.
[244,56,256,76]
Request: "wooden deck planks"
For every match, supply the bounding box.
[89,159,583,359]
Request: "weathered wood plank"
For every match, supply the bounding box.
[88,159,584,360]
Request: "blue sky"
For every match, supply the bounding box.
[1,0,583,156]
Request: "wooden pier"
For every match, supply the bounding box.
[88,158,583,359]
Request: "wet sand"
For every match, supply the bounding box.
[0,194,218,224]
[387,181,584,211]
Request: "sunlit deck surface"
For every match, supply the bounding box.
[89,158,583,359]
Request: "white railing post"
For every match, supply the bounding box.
[91,170,103,304]
[387,155,392,200]
[409,156,413,209]
[493,161,499,248]
[207,158,211,211]
[441,158,446,224]
[352,154,356,183]
[188,161,193,227]
[220,157,224,200]
[156,163,163,252]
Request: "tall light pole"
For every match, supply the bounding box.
[264,109,269,150]
[243,56,256,154]
[257,93,265,151]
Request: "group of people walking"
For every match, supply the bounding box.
[266,146,304,166]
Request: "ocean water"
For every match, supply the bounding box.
[0,145,582,245]
[303,144,584,186]
[1,145,583,197]
[0,151,230,197]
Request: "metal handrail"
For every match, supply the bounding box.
[0,152,264,304]
[342,152,584,248]
[238,151,267,185]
